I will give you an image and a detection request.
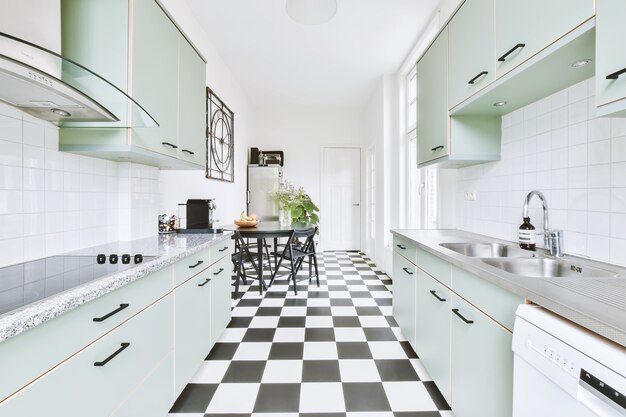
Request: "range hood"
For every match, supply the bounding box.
[0,31,158,128]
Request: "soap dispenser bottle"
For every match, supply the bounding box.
[519,217,536,251]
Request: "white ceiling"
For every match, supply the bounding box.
[186,0,439,108]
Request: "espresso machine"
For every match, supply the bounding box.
[178,199,223,234]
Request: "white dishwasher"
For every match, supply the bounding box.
[513,304,626,417]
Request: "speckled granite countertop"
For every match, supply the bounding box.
[392,229,626,347]
[0,232,232,342]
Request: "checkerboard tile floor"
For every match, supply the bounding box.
[169,251,454,417]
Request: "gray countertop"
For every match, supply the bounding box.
[0,232,232,342]
[391,229,626,347]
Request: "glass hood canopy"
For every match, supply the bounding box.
[0,32,158,128]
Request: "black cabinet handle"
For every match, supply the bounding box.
[429,290,446,302]
[498,43,525,62]
[94,342,130,366]
[162,141,178,149]
[607,68,626,80]
[189,260,204,269]
[452,308,474,324]
[431,145,444,152]
[402,267,414,275]
[93,304,129,322]
[468,71,488,84]
[198,278,211,287]
[182,149,195,155]
[213,268,224,275]
[396,244,407,250]
[218,246,229,252]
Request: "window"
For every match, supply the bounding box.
[368,149,376,240]
[407,68,417,130]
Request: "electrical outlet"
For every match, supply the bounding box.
[465,190,477,201]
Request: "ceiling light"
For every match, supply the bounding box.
[51,108,71,117]
[493,101,507,107]
[286,0,337,25]
[570,59,592,68]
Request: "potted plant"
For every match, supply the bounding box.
[272,181,319,227]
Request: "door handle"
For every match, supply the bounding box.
[93,304,129,322]
[189,260,204,269]
[429,290,446,302]
[402,267,414,275]
[198,278,211,287]
[607,67,626,80]
[353,203,360,206]
[452,308,474,324]
[431,145,444,152]
[94,343,130,366]
[182,149,195,155]
[161,141,178,149]
[468,71,488,84]
[498,43,525,62]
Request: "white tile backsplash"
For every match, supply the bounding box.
[455,77,626,266]
[0,107,159,267]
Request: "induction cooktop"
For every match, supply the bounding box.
[0,254,156,316]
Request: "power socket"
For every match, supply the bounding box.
[465,190,477,201]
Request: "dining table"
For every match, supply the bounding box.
[222,221,315,294]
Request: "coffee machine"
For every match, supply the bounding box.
[178,199,223,234]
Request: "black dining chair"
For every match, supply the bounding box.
[268,227,319,295]
[231,231,260,299]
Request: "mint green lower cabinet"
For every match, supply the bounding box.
[112,353,173,417]
[392,253,417,349]
[210,257,233,347]
[0,295,174,417]
[174,270,212,397]
[415,270,451,402]
[450,293,513,417]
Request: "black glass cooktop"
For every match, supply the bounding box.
[0,255,156,316]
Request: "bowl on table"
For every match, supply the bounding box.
[234,220,259,227]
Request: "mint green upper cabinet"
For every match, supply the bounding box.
[178,37,207,166]
[450,294,513,417]
[448,0,495,109]
[416,29,449,165]
[596,0,626,114]
[131,0,179,158]
[495,0,595,78]
[416,270,451,402]
[174,270,212,397]
[392,253,417,349]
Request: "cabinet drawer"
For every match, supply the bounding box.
[210,255,233,347]
[417,248,451,287]
[210,239,234,263]
[392,253,417,350]
[452,266,523,331]
[0,295,174,417]
[173,247,210,287]
[0,266,172,402]
[393,235,417,264]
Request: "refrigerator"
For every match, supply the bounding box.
[247,165,282,220]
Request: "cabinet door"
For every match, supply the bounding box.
[178,36,207,167]
[448,0,495,109]
[495,0,594,78]
[131,0,179,157]
[0,295,173,417]
[415,270,451,402]
[450,294,513,417]
[210,257,232,347]
[416,29,449,165]
[174,269,212,397]
[597,0,626,107]
[392,253,417,350]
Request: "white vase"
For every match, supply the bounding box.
[279,208,292,227]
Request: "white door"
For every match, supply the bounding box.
[322,147,361,250]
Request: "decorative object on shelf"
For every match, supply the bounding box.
[206,87,234,182]
[272,181,320,227]
[158,214,177,234]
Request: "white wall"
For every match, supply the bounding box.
[250,105,365,230]
[454,77,626,266]
[157,1,253,224]
[0,103,159,268]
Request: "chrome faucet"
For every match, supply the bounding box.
[522,190,564,257]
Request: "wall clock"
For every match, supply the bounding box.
[206,87,234,182]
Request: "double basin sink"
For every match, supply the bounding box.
[439,242,620,279]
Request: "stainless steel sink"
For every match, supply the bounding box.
[440,242,531,258]
[481,258,620,278]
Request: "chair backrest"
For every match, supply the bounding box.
[294,226,317,252]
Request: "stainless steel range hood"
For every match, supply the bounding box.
[0,32,158,128]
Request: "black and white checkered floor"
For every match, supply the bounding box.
[169,251,454,417]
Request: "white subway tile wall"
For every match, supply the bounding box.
[456,77,626,266]
[0,103,159,267]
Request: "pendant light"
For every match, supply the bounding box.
[286,0,338,25]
